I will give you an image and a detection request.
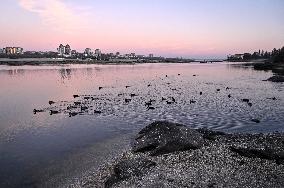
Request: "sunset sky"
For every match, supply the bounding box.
[0,0,283,58]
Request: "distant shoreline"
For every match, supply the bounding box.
[0,58,225,66]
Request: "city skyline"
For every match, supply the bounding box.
[0,0,284,58]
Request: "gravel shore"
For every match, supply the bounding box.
[71,121,284,188]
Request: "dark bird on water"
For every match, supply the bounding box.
[228,94,231,98]
[130,94,138,97]
[125,99,131,103]
[99,87,103,90]
[147,84,151,87]
[73,95,79,98]
[74,101,81,105]
[126,86,131,88]
[33,109,43,114]
[50,110,59,115]
[94,110,102,114]
[248,102,253,107]
[193,75,197,77]
[162,97,167,101]
[49,101,55,105]
[200,92,203,95]
[190,99,196,104]
[147,106,155,110]
[69,112,78,117]
[242,99,250,103]
[171,97,176,103]
[81,106,88,111]
[217,89,220,92]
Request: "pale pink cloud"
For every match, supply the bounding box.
[18,0,89,33]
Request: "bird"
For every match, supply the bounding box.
[248,102,252,107]
[217,89,221,92]
[99,87,103,90]
[73,95,79,98]
[190,99,196,104]
[49,101,55,105]
[228,94,231,98]
[242,99,250,103]
[94,110,102,114]
[126,86,131,88]
[125,99,131,103]
[200,92,203,95]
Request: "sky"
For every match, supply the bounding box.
[0,0,283,58]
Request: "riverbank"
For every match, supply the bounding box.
[74,121,284,188]
[0,58,138,66]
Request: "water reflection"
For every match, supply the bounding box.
[0,63,283,188]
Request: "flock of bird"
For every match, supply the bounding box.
[34,73,278,124]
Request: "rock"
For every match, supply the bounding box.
[266,75,284,82]
[105,158,156,188]
[251,119,260,123]
[132,121,205,156]
[230,147,284,164]
[197,128,226,141]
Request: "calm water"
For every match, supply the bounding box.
[0,63,283,187]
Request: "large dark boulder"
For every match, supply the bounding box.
[266,75,284,82]
[132,121,205,156]
[230,147,284,165]
[105,158,156,188]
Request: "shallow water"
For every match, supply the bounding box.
[0,63,283,187]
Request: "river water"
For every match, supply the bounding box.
[0,63,283,187]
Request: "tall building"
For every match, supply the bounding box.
[84,48,93,57]
[95,49,101,56]
[65,44,71,56]
[57,44,65,56]
[0,48,4,54]
[4,47,23,55]
[57,44,71,57]
[149,54,154,58]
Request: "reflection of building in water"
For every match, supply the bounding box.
[6,69,25,75]
[59,68,72,80]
